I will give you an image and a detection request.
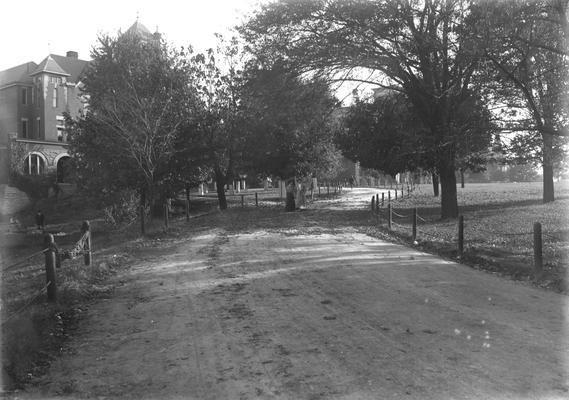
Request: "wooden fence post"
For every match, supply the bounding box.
[395,189,398,200]
[381,192,385,207]
[81,221,92,266]
[401,188,404,198]
[164,203,169,228]
[241,194,245,208]
[533,222,543,274]
[44,233,57,302]
[371,196,375,211]
[388,191,391,203]
[255,192,259,207]
[458,215,464,257]
[412,208,417,241]
[185,184,191,222]
[388,203,392,231]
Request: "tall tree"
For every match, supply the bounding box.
[241,63,341,182]
[69,32,195,233]
[477,0,569,202]
[182,41,246,210]
[241,0,484,218]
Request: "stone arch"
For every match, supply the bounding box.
[55,153,72,183]
[23,151,47,175]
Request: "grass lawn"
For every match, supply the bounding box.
[368,181,568,293]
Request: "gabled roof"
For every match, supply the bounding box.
[50,54,89,83]
[30,55,70,77]
[0,62,37,86]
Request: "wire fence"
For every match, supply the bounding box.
[1,221,93,325]
[368,192,566,274]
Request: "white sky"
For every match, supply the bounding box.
[0,0,266,71]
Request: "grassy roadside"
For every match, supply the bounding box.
[362,182,569,294]
[0,192,221,392]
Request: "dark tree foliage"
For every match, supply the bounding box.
[338,90,493,193]
[241,0,486,218]
[241,63,342,181]
[338,92,428,178]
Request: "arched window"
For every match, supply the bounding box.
[23,153,46,175]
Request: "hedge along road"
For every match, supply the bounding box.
[21,188,569,400]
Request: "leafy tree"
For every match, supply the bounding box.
[68,32,195,234]
[241,64,342,183]
[179,41,247,210]
[476,0,569,202]
[338,90,493,194]
[241,0,489,219]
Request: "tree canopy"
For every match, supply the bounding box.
[240,0,486,218]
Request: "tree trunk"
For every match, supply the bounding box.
[439,158,459,219]
[215,168,228,210]
[431,173,440,197]
[140,186,146,236]
[542,133,555,203]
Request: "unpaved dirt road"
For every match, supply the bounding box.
[19,189,569,399]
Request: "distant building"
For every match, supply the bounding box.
[0,51,89,183]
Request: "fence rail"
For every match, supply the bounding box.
[2,221,93,321]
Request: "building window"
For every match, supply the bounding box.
[53,88,58,107]
[23,153,46,175]
[56,116,66,142]
[21,118,28,138]
[22,88,27,105]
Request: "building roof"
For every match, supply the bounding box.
[30,55,71,77]
[50,54,89,83]
[0,62,37,87]
[125,20,153,38]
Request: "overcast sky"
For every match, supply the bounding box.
[1,0,264,71]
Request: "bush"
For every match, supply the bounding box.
[103,190,140,227]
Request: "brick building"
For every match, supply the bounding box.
[0,51,89,184]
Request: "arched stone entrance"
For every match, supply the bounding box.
[56,155,72,183]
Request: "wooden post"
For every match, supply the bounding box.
[327,185,330,196]
[395,189,398,200]
[381,192,385,207]
[185,184,191,222]
[371,196,375,211]
[81,221,91,266]
[318,186,321,196]
[388,203,392,231]
[533,222,543,274]
[241,194,245,208]
[255,192,258,207]
[388,191,391,203]
[412,208,417,241]
[44,233,57,302]
[375,194,379,213]
[401,188,404,198]
[164,203,169,228]
[458,215,464,256]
